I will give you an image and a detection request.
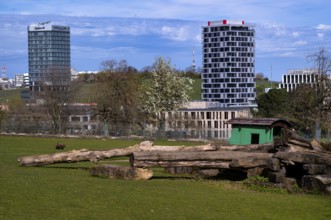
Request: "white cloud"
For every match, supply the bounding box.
[316,24,331,31]
[72,28,114,37]
[0,48,25,57]
[317,32,324,39]
[277,52,296,57]
[294,40,307,46]
[161,25,192,41]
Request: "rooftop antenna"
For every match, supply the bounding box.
[2,65,6,79]
[192,48,196,72]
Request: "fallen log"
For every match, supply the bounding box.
[218,143,274,152]
[310,139,324,151]
[287,130,311,146]
[134,160,231,169]
[18,141,216,167]
[133,151,272,169]
[287,139,311,149]
[230,157,271,168]
[90,165,153,180]
[286,143,312,153]
[274,151,331,166]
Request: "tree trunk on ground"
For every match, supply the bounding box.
[133,151,272,169]
[218,143,274,152]
[274,151,331,166]
[287,130,312,149]
[90,165,153,180]
[18,141,216,166]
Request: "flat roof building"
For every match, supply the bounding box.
[278,69,317,92]
[164,101,252,140]
[27,21,71,92]
[202,20,256,107]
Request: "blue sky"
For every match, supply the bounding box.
[0,0,331,81]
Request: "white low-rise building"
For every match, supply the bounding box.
[165,101,252,140]
[278,69,317,92]
[0,78,14,89]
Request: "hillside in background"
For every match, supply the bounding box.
[0,88,26,106]
[0,77,279,105]
[69,76,203,103]
[255,79,280,97]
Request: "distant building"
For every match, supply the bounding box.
[23,73,29,87]
[27,21,71,92]
[165,101,252,140]
[0,78,13,90]
[278,69,317,92]
[71,68,98,81]
[13,73,29,88]
[67,103,99,135]
[14,74,24,87]
[202,20,256,107]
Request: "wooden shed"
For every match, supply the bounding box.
[226,118,292,145]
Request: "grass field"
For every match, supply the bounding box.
[1,135,330,220]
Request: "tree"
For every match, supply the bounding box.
[283,48,331,138]
[256,48,331,139]
[0,105,6,130]
[288,84,319,133]
[305,47,331,140]
[254,88,289,118]
[94,59,140,136]
[139,57,193,137]
[37,67,71,134]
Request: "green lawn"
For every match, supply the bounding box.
[0,135,330,220]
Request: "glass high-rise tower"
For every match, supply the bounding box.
[28,22,70,92]
[202,20,255,107]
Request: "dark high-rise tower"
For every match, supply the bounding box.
[202,20,255,107]
[28,22,70,92]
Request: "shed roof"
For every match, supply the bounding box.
[226,118,292,127]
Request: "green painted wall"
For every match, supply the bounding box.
[228,125,273,145]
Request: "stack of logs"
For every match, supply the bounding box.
[18,131,331,194]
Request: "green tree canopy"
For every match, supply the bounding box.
[254,88,289,118]
[94,59,140,136]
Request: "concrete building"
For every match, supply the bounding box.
[165,101,252,140]
[202,20,256,107]
[67,103,98,135]
[23,73,29,87]
[0,78,13,90]
[278,69,317,92]
[14,74,24,87]
[27,21,70,92]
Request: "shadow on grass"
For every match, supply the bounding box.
[151,176,193,180]
[41,165,91,170]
